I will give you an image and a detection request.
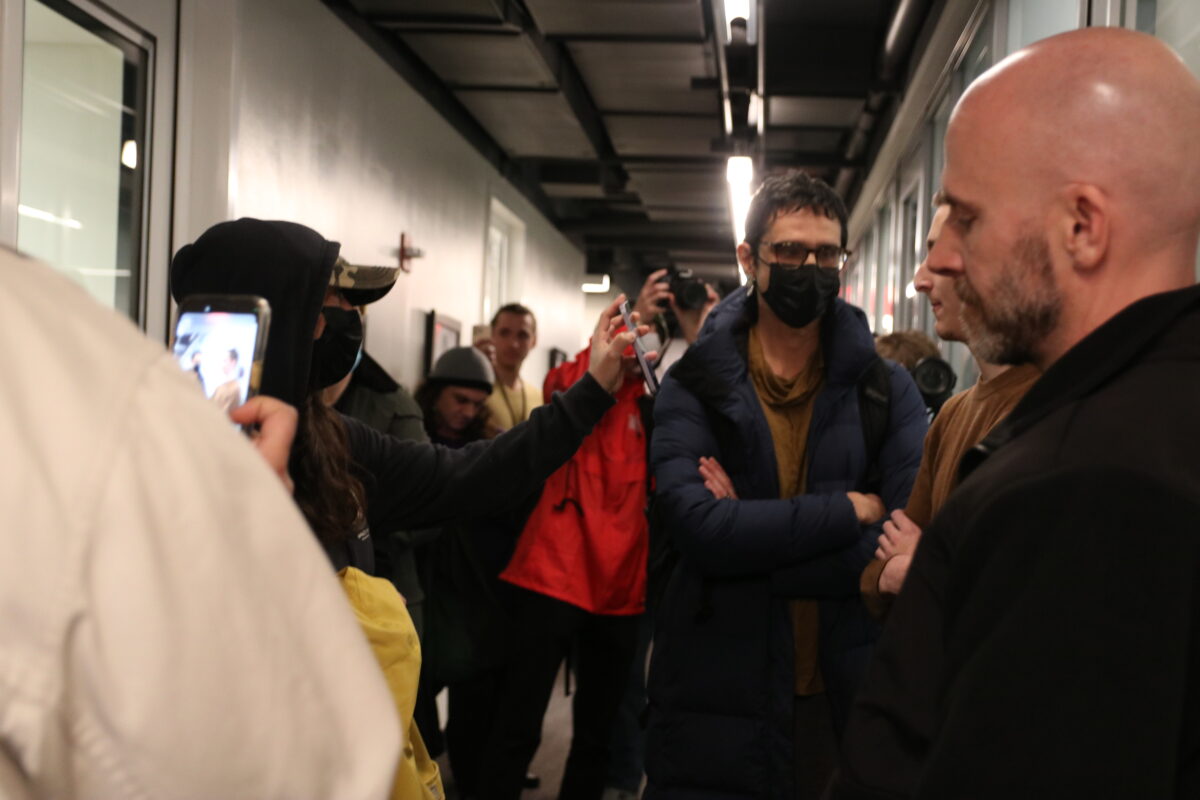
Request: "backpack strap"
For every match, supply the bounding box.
[857,356,892,494]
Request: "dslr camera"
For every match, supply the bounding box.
[663,268,708,311]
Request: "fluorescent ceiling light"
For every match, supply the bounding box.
[120,140,137,170]
[18,204,82,230]
[726,156,753,284]
[581,274,610,294]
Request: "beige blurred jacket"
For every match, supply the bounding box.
[0,249,401,799]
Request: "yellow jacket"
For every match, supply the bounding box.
[340,567,444,800]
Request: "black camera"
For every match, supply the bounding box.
[665,268,708,311]
[911,356,957,415]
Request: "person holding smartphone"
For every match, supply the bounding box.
[170,218,649,798]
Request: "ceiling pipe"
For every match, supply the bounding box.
[833,0,931,199]
[880,0,932,84]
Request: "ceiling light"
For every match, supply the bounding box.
[121,140,137,170]
[726,156,753,284]
[581,274,610,294]
[905,281,917,299]
[18,204,82,230]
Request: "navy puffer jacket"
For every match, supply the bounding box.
[644,288,927,800]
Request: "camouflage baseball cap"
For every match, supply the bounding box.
[329,256,399,305]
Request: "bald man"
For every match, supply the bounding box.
[860,206,1039,616]
[832,28,1200,799]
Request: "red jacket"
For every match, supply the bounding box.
[500,346,648,615]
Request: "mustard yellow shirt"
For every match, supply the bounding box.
[747,328,825,696]
[485,378,544,435]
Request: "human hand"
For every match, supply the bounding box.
[473,336,496,364]
[672,283,720,344]
[587,294,656,394]
[877,554,912,595]
[633,269,672,322]
[230,396,298,494]
[698,456,738,500]
[875,509,922,559]
[847,491,886,525]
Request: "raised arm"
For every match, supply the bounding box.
[355,296,658,533]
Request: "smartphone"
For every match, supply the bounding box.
[619,299,659,395]
[172,294,271,424]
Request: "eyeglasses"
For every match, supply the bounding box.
[757,240,850,270]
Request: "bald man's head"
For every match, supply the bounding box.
[932,28,1200,368]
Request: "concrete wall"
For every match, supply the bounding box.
[175,0,586,391]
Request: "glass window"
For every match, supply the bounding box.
[484,197,526,319]
[877,205,896,334]
[1006,0,1081,53]
[483,223,509,323]
[18,0,148,320]
[1135,0,1200,276]
[898,190,921,331]
[1135,1,1200,79]
[930,90,955,195]
[962,5,995,85]
[863,226,878,331]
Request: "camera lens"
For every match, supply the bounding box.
[669,269,708,311]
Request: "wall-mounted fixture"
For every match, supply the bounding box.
[398,232,424,273]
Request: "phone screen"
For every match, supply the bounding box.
[172,310,263,415]
[619,299,660,395]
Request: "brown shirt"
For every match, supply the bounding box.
[747,328,826,695]
[860,363,1040,617]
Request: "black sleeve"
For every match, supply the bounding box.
[833,466,1200,799]
[346,372,614,535]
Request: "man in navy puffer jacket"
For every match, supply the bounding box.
[644,172,927,800]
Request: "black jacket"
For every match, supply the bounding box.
[646,289,927,799]
[171,219,615,571]
[833,284,1200,799]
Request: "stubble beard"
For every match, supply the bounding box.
[955,231,1062,365]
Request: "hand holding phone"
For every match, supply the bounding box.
[172,294,271,429]
[619,298,659,395]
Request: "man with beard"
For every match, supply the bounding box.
[644,170,928,799]
[831,28,1200,799]
[861,205,1039,617]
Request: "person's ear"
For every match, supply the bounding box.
[737,241,756,283]
[1061,183,1109,272]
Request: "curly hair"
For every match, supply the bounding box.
[290,393,367,545]
[744,169,848,248]
[875,330,941,371]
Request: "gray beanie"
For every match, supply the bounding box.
[429,346,495,394]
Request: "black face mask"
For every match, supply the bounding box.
[310,307,364,389]
[760,263,841,329]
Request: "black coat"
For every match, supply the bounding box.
[833,284,1200,799]
[171,219,615,573]
[645,289,927,799]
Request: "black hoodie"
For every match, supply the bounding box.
[170,218,615,570]
[171,218,337,407]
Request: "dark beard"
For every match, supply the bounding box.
[956,232,1061,365]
